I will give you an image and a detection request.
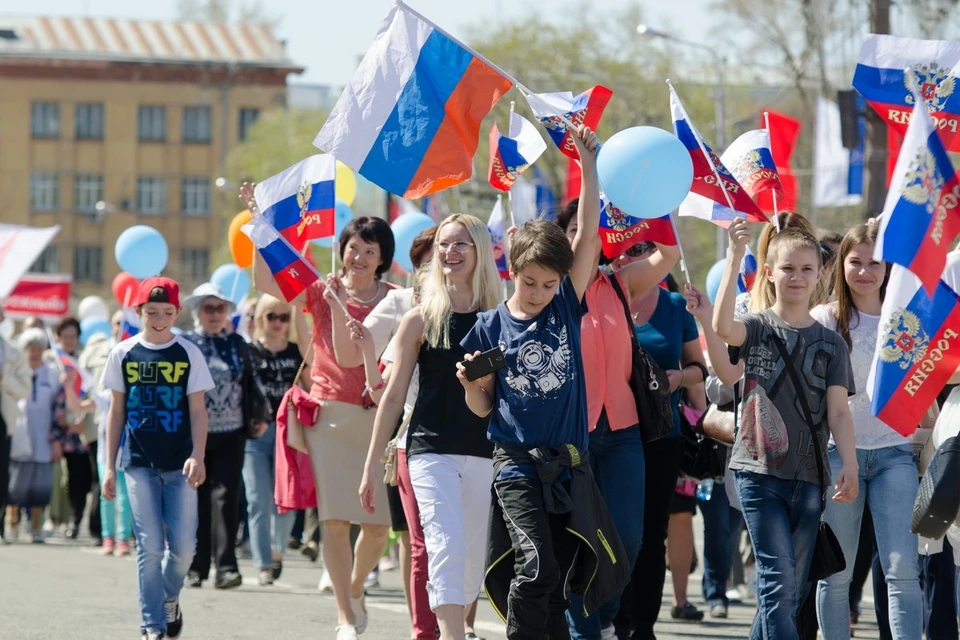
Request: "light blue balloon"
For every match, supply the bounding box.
[391,212,435,272]
[210,264,250,305]
[597,126,694,219]
[115,225,168,279]
[312,199,355,249]
[80,317,112,346]
[705,259,726,304]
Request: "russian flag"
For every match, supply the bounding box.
[488,113,547,192]
[867,257,960,436]
[876,83,960,296]
[853,35,960,152]
[254,155,336,253]
[487,197,510,279]
[738,245,757,294]
[119,308,141,341]
[54,345,94,398]
[722,130,783,202]
[670,86,768,227]
[526,85,613,160]
[313,3,512,199]
[242,215,322,302]
[598,194,676,260]
[756,110,800,213]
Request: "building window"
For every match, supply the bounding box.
[181,177,210,216]
[136,176,166,215]
[29,172,59,212]
[181,248,209,283]
[75,174,104,213]
[29,246,59,274]
[183,106,212,143]
[138,105,166,142]
[75,103,104,140]
[238,108,260,142]
[31,102,59,138]
[74,246,103,283]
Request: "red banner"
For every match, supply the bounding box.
[3,274,72,318]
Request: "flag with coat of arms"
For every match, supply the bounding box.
[525,85,613,160]
[598,194,676,260]
[254,155,336,252]
[488,112,547,191]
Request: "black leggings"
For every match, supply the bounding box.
[64,451,93,529]
[190,430,246,579]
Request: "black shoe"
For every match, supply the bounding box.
[65,525,78,539]
[670,602,704,621]
[186,572,202,588]
[215,570,242,589]
[709,603,728,619]
[164,600,183,639]
[271,560,282,581]
[300,542,319,562]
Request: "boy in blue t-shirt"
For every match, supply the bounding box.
[458,126,601,639]
[101,277,214,640]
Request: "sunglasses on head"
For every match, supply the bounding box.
[266,312,291,323]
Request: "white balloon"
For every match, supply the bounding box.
[78,295,110,321]
[0,317,13,341]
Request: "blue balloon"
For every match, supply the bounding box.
[80,317,112,346]
[115,225,168,279]
[391,212,435,272]
[597,126,694,219]
[312,199,355,249]
[210,264,250,305]
[705,259,726,304]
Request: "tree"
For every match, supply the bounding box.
[177,0,277,26]
[903,0,960,38]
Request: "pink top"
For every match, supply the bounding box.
[305,279,398,405]
[581,271,639,432]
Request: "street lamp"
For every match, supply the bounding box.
[215,177,238,191]
[637,23,729,260]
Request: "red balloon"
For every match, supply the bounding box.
[112,271,139,306]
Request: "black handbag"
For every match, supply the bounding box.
[608,274,674,443]
[911,436,960,539]
[678,366,728,481]
[769,332,845,582]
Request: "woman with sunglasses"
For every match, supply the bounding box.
[244,294,309,586]
[183,283,269,589]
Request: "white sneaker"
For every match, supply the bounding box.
[351,595,368,634]
[336,624,358,640]
[318,570,333,594]
[600,625,617,640]
[4,524,18,543]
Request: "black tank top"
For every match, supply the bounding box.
[407,310,493,459]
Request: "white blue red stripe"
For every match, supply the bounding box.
[119,308,141,341]
[721,130,783,201]
[242,215,321,302]
[254,154,336,253]
[487,197,509,279]
[488,112,547,192]
[738,245,757,294]
[526,85,613,160]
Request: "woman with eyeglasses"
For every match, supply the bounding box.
[183,283,269,590]
[243,294,308,586]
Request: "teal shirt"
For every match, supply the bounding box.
[633,288,699,437]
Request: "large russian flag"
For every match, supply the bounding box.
[313,2,512,199]
[254,155,335,253]
[867,257,960,436]
[876,85,960,296]
[526,85,614,160]
[242,216,321,302]
[488,113,547,192]
[854,35,960,152]
[598,194,676,260]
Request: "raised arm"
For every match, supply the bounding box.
[569,126,602,300]
[684,284,743,386]
[622,243,681,301]
[713,218,750,347]
[323,275,362,369]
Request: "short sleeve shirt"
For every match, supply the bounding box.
[101,335,215,471]
[729,309,855,486]
[461,276,588,451]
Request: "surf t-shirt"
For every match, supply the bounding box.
[102,334,214,471]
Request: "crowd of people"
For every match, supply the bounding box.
[2,123,960,640]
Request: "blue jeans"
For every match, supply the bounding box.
[98,461,133,540]
[242,423,295,570]
[735,470,820,640]
[567,420,645,639]
[816,445,920,640]
[125,466,198,635]
[700,478,734,606]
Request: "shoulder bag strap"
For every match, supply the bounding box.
[608,273,642,352]
[768,331,827,516]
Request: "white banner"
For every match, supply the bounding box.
[813,97,862,208]
[0,224,61,299]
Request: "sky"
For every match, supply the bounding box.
[17,0,714,85]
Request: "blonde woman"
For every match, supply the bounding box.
[243,295,308,586]
[360,214,500,640]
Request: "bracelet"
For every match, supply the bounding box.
[363,378,386,396]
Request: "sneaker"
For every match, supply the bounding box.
[271,559,283,580]
[379,556,399,572]
[164,599,183,639]
[318,570,333,594]
[465,633,486,640]
[116,540,131,557]
[725,586,744,603]
[141,630,165,640]
[709,603,729,619]
[31,530,44,544]
[102,537,116,555]
[364,568,380,589]
[258,569,274,586]
[600,625,617,640]
[186,572,203,588]
[335,624,358,640]
[4,524,19,543]
[670,602,704,621]
[65,524,78,539]
[215,570,242,590]
[351,594,368,634]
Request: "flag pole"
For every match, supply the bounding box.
[668,214,692,285]
[763,111,781,231]
[116,287,133,343]
[504,101,517,270]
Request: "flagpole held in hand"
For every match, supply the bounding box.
[763,111,781,231]
[669,214,692,285]
[504,101,517,271]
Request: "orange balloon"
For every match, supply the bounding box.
[229,210,254,268]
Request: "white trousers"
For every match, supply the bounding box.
[407,453,493,609]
